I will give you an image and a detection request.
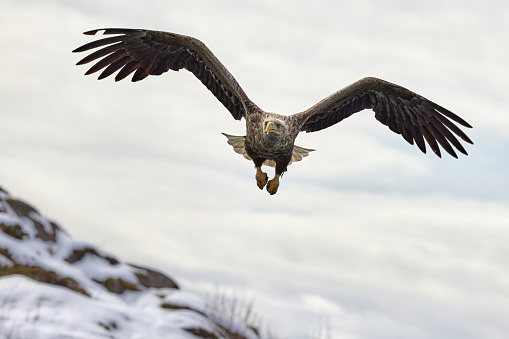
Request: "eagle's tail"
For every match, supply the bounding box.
[221,133,314,167]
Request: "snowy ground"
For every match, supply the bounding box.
[1,276,214,339]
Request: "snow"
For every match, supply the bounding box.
[0,255,12,266]
[71,251,141,283]
[0,276,209,339]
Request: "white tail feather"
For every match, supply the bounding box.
[222,133,314,167]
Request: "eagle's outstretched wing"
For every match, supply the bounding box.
[73,28,252,120]
[298,77,473,158]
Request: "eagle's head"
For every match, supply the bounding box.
[264,119,287,139]
[257,117,292,150]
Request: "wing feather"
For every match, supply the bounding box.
[98,56,131,80]
[419,125,441,157]
[73,35,136,53]
[73,28,252,120]
[84,50,127,75]
[298,77,472,158]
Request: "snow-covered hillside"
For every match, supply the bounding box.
[0,186,259,339]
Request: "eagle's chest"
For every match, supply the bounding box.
[246,136,288,157]
[245,130,293,161]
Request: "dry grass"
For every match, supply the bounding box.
[203,288,335,339]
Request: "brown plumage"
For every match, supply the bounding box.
[73,28,473,195]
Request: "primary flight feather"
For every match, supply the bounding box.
[73,28,473,195]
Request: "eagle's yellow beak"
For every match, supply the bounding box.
[266,121,277,134]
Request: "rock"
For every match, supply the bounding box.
[0,186,179,295]
[131,264,180,289]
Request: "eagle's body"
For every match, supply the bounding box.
[74,28,473,194]
[246,111,299,170]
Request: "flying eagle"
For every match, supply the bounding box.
[73,28,473,195]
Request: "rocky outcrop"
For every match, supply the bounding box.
[0,186,178,295]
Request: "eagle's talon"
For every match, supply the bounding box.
[255,170,268,189]
[266,175,280,195]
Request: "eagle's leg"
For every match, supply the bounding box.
[255,167,268,189]
[266,174,280,195]
[253,157,268,189]
[266,162,287,195]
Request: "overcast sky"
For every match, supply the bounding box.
[1,0,508,338]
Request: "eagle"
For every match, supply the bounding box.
[73,28,473,195]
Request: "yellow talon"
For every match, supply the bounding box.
[266,174,280,195]
[255,167,268,189]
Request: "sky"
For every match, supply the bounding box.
[1,0,508,338]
